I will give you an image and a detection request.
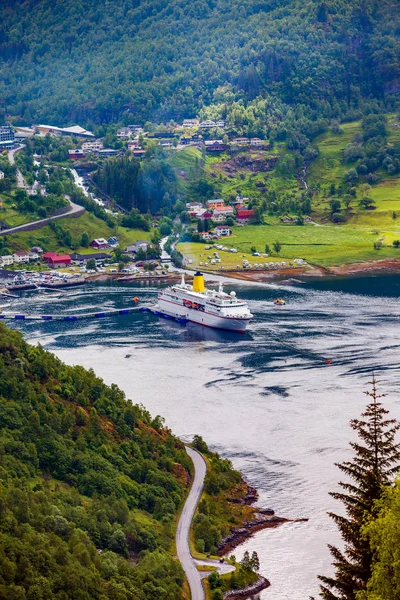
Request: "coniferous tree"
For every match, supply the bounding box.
[318,375,400,600]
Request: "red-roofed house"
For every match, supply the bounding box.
[236,209,256,224]
[197,209,213,221]
[90,238,110,249]
[43,252,59,262]
[47,254,71,268]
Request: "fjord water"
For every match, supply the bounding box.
[7,275,400,599]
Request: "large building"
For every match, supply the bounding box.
[35,124,94,138]
[0,123,15,148]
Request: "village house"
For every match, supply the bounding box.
[233,137,249,146]
[204,140,226,152]
[127,125,143,134]
[31,246,43,254]
[68,149,85,159]
[127,139,140,150]
[214,225,231,237]
[186,201,203,212]
[212,206,234,222]
[90,238,110,250]
[182,119,200,128]
[95,148,119,157]
[70,252,109,264]
[206,199,225,210]
[125,240,150,254]
[82,140,103,152]
[197,209,213,221]
[28,252,39,262]
[133,149,146,158]
[117,128,131,138]
[236,209,256,224]
[0,171,4,179]
[216,120,226,128]
[0,255,14,266]
[43,251,58,262]
[250,138,263,146]
[13,252,30,264]
[199,231,212,240]
[199,120,216,129]
[47,254,71,268]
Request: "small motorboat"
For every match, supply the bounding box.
[273,298,286,306]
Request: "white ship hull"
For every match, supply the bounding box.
[157,298,251,332]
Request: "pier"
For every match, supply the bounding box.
[0,306,140,322]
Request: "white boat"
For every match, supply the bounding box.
[154,272,253,332]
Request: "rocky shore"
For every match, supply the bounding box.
[223,575,270,599]
[217,483,308,556]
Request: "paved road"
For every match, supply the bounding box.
[8,144,26,188]
[177,446,207,600]
[0,200,85,236]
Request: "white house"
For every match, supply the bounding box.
[0,171,4,180]
[216,120,226,128]
[214,225,231,237]
[117,128,131,138]
[212,206,234,221]
[186,201,203,213]
[250,138,263,146]
[0,255,13,266]
[13,252,30,263]
[182,119,200,128]
[199,120,216,129]
[82,140,103,152]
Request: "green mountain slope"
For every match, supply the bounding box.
[0,323,191,599]
[1,0,399,125]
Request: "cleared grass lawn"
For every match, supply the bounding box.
[177,242,277,271]
[187,224,396,266]
[308,121,362,188]
[229,224,386,265]
[4,211,151,253]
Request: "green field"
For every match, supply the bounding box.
[179,222,400,267]
[3,212,151,254]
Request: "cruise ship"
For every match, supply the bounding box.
[154,272,253,332]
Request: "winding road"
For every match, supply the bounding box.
[0,200,85,237]
[178,446,207,600]
[178,446,234,600]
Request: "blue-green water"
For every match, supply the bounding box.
[5,274,400,600]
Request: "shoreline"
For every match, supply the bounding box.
[217,482,308,557]
[203,257,400,283]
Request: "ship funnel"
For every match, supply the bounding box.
[192,272,205,293]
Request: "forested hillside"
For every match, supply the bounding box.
[0,0,399,126]
[0,322,191,599]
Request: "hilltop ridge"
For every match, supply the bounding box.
[1,0,399,125]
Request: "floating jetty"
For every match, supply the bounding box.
[0,305,189,325]
[139,306,188,324]
[0,306,140,322]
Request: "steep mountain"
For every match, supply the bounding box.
[0,0,399,125]
[0,322,191,599]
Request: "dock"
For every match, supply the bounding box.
[0,306,140,322]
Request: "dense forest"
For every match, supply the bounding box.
[0,322,192,599]
[93,156,178,213]
[0,0,399,128]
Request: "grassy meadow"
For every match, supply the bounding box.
[2,211,151,254]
